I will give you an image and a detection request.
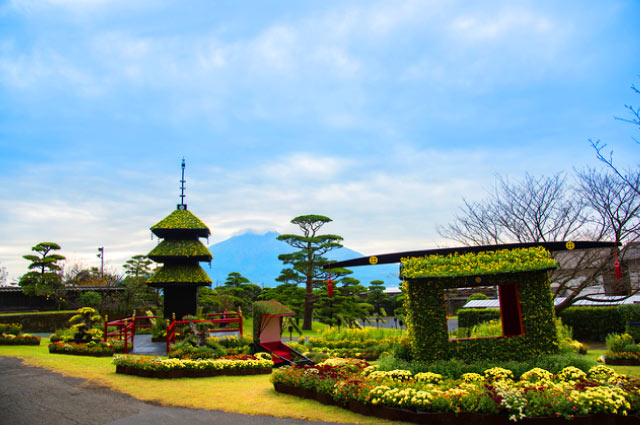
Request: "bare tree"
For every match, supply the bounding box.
[591,80,640,196]
[438,171,640,314]
[439,173,585,245]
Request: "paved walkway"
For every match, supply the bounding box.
[0,356,359,425]
[130,334,165,355]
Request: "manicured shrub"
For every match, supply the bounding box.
[0,322,23,335]
[376,352,595,379]
[619,304,640,342]
[559,307,625,341]
[0,333,40,345]
[457,308,501,328]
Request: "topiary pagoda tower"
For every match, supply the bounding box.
[146,159,213,320]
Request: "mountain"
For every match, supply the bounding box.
[206,231,400,288]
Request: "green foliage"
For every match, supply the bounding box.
[0,334,40,345]
[406,270,558,362]
[150,209,210,234]
[377,352,596,379]
[314,278,372,328]
[559,306,625,341]
[0,323,22,335]
[196,274,262,313]
[19,242,66,304]
[216,272,262,312]
[168,338,227,359]
[466,292,488,302]
[606,333,636,353]
[458,308,501,328]
[450,319,502,339]
[68,307,102,331]
[223,272,250,287]
[276,214,344,330]
[147,264,212,284]
[619,304,640,341]
[122,255,154,279]
[258,283,305,319]
[401,246,557,279]
[366,280,387,316]
[78,291,102,309]
[148,240,212,260]
[301,327,401,360]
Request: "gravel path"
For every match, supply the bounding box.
[0,356,359,425]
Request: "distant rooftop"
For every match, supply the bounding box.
[462,295,640,309]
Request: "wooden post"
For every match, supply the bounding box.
[103,315,108,342]
[131,311,136,351]
[165,319,171,355]
[123,319,128,354]
[238,307,243,337]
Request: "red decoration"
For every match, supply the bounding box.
[614,250,622,280]
[327,281,333,297]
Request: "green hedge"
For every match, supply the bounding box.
[458,305,639,342]
[558,307,625,341]
[619,304,640,341]
[0,311,76,332]
[458,308,501,328]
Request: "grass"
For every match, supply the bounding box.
[584,349,640,379]
[0,338,406,424]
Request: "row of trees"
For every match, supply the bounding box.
[12,237,395,325]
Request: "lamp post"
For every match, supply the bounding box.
[97,247,104,278]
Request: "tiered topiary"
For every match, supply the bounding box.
[146,160,213,320]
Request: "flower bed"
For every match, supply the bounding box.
[272,360,640,423]
[48,341,118,356]
[0,322,41,345]
[113,353,273,378]
[605,352,640,366]
[604,334,640,366]
[0,333,41,345]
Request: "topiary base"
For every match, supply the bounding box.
[115,365,271,378]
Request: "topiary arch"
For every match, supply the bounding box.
[401,247,558,362]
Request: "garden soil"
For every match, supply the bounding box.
[0,356,359,425]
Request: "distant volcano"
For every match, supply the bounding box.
[205,231,400,288]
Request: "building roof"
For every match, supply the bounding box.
[462,295,640,309]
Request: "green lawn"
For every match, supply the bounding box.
[583,349,640,379]
[0,339,405,424]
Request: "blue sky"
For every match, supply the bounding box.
[0,0,639,282]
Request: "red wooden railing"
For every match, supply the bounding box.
[104,313,137,354]
[105,310,243,355]
[165,311,243,355]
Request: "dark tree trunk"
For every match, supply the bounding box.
[303,277,313,330]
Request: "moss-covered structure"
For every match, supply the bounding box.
[401,247,559,362]
[146,208,213,320]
